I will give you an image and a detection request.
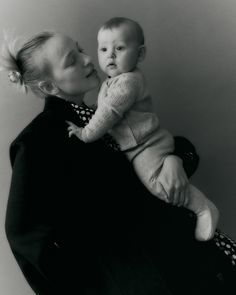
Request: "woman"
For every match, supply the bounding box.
[1,31,235,295]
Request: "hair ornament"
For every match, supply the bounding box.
[8,70,21,83]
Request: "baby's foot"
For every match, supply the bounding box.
[195,199,219,241]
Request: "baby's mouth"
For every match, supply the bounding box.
[107,62,116,68]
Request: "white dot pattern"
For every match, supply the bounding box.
[214,229,236,266]
[70,102,121,151]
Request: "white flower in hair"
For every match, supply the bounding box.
[8,71,21,83]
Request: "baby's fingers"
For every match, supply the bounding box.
[67,126,75,136]
[66,121,79,137]
[66,121,78,128]
[68,131,74,137]
[67,125,76,132]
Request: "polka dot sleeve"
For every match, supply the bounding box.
[214,229,236,267]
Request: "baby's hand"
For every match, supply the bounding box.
[66,121,83,139]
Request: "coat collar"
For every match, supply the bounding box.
[43,95,85,126]
[44,95,72,112]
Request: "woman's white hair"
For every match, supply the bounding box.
[0,30,27,92]
[0,30,55,98]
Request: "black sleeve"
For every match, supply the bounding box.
[5,136,67,295]
[173,136,200,178]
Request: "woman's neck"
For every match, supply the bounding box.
[57,93,85,106]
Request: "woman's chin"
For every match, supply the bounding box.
[90,76,101,89]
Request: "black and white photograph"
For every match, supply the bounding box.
[0,0,236,294]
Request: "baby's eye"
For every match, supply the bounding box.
[100,47,107,52]
[116,46,125,51]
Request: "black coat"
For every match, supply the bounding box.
[5,96,235,295]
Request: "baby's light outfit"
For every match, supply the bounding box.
[78,68,219,241]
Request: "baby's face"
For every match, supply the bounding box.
[97,24,141,78]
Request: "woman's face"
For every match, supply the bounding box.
[39,33,100,102]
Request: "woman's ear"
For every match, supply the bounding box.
[38,81,59,96]
[138,45,146,63]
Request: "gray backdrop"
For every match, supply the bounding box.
[0,0,236,294]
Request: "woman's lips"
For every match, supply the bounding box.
[86,69,97,77]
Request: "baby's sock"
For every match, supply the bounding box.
[187,185,219,241]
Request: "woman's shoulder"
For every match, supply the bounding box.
[9,109,73,163]
[11,110,58,144]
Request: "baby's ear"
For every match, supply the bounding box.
[138,45,146,63]
[38,81,59,96]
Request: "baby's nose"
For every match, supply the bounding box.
[108,50,116,58]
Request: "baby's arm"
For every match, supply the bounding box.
[68,103,121,142]
[69,74,140,142]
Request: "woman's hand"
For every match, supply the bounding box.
[156,155,189,207]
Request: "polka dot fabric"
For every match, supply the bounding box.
[70,102,121,151]
[70,102,96,126]
[70,102,236,268]
[214,229,236,267]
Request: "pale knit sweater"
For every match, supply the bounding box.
[80,68,174,160]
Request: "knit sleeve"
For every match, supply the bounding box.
[80,72,142,143]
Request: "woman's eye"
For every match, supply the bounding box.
[78,48,84,53]
[66,56,76,67]
[76,42,84,54]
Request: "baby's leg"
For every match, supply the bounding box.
[130,130,174,203]
[131,144,166,201]
[186,185,219,241]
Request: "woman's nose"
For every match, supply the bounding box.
[82,54,93,66]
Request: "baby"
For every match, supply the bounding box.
[68,17,219,241]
